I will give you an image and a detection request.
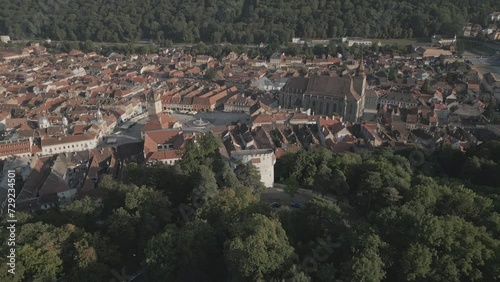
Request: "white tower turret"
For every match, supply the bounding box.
[38,117,50,129]
[95,108,103,121]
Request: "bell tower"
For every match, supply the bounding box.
[353,56,366,96]
[147,89,162,117]
[353,56,367,119]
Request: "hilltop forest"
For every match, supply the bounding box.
[0,0,499,44]
[1,133,499,281]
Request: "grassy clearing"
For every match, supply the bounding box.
[376,38,427,46]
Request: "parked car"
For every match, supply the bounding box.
[271,202,281,209]
[289,202,303,208]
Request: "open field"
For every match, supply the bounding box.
[463,48,500,77]
[472,64,500,78]
[377,38,429,46]
[462,39,500,56]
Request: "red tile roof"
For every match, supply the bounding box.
[41,133,96,147]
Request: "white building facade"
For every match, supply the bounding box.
[230,149,276,188]
[40,134,99,156]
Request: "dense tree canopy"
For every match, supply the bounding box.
[272,141,500,281]
[1,137,499,281]
[1,0,498,44]
[224,214,295,281]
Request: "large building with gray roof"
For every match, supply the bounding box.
[280,72,366,123]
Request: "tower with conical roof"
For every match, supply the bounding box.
[356,56,366,77]
[95,108,103,121]
[147,88,162,117]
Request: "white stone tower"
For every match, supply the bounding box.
[38,116,50,129]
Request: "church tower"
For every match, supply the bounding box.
[353,56,367,120]
[147,89,162,117]
[353,56,367,97]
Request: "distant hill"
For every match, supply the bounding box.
[0,0,498,44]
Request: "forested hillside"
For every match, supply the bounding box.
[0,0,499,44]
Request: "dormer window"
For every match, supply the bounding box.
[157,143,173,151]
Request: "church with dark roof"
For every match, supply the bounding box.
[280,60,367,123]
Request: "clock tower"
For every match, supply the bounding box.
[147,89,162,117]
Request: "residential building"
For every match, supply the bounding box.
[361,122,383,147]
[292,38,305,44]
[483,72,500,105]
[342,37,372,47]
[269,53,284,69]
[143,129,192,165]
[0,35,10,43]
[418,47,453,58]
[0,138,33,160]
[224,94,257,114]
[431,35,457,46]
[489,31,500,41]
[141,113,182,138]
[490,12,500,22]
[379,92,419,108]
[483,24,498,35]
[40,133,99,156]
